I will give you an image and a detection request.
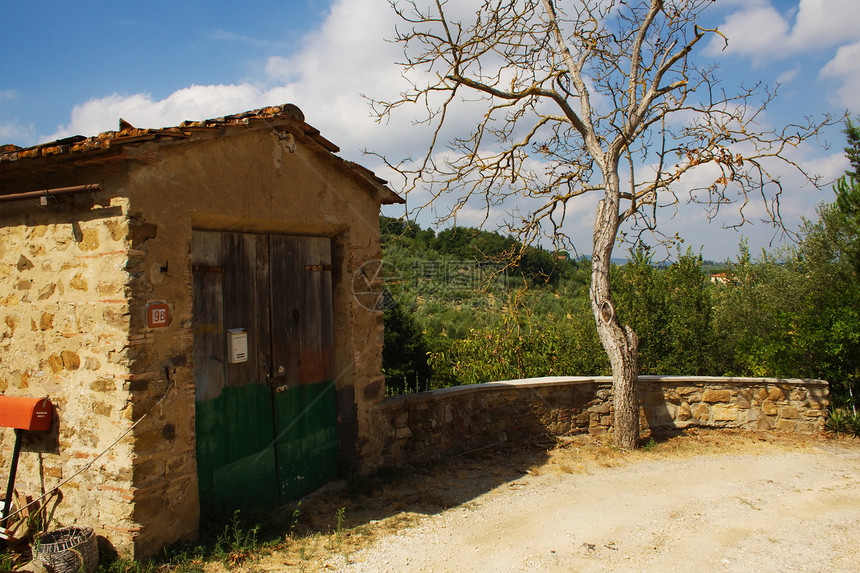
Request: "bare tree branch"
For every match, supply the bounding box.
[370,0,837,449]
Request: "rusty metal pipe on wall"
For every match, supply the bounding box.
[0,183,102,203]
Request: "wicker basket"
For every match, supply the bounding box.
[36,525,98,573]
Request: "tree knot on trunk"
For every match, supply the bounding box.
[598,299,615,324]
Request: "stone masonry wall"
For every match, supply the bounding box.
[121,207,198,556]
[372,376,829,469]
[637,376,828,433]
[0,197,137,546]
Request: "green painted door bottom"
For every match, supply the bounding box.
[195,379,338,509]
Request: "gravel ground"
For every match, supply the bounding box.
[333,438,860,572]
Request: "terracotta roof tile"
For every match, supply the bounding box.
[0,104,311,164]
[0,103,405,204]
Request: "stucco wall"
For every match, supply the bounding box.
[120,127,388,555]
[371,376,829,470]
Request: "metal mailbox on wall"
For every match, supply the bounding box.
[227,329,248,364]
[0,396,53,431]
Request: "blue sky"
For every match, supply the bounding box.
[2,0,858,261]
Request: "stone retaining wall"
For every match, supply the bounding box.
[371,376,829,469]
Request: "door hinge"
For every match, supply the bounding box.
[192,264,225,273]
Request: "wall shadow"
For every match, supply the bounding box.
[255,438,552,542]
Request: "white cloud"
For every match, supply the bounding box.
[820,41,860,108]
[788,0,859,50]
[48,84,278,141]
[612,125,848,261]
[46,0,413,161]
[259,0,409,150]
[706,4,789,63]
[706,0,860,59]
[37,0,546,165]
[776,68,798,84]
[208,29,286,49]
[0,121,35,144]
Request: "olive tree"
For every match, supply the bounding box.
[370,0,832,448]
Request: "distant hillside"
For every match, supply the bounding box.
[379,216,737,396]
[379,216,599,393]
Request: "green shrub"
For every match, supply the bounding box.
[824,409,859,437]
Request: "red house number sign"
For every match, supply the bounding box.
[147,302,170,328]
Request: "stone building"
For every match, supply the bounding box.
[0,104,402,556]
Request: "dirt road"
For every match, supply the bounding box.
[337,436,860,572]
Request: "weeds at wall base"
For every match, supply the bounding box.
[88,502,357,573]
[825,408,860,438]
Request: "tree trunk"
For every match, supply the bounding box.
[591,183,640,450]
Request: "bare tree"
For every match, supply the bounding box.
[370,0,834,448]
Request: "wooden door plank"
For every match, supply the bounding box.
[221,232,261,389]
[221,232,270,446]
[216,232,278,505]
[298,236,335,384]
[192,231,226,402]
[269,235,302,389]
[270,235,338,500]
[253,233,272,388]
[192,230,227,505]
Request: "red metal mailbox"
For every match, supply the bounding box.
[0,396,53,431]
[0,396,53,529]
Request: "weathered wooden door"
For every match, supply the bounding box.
[192,231,338,511]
